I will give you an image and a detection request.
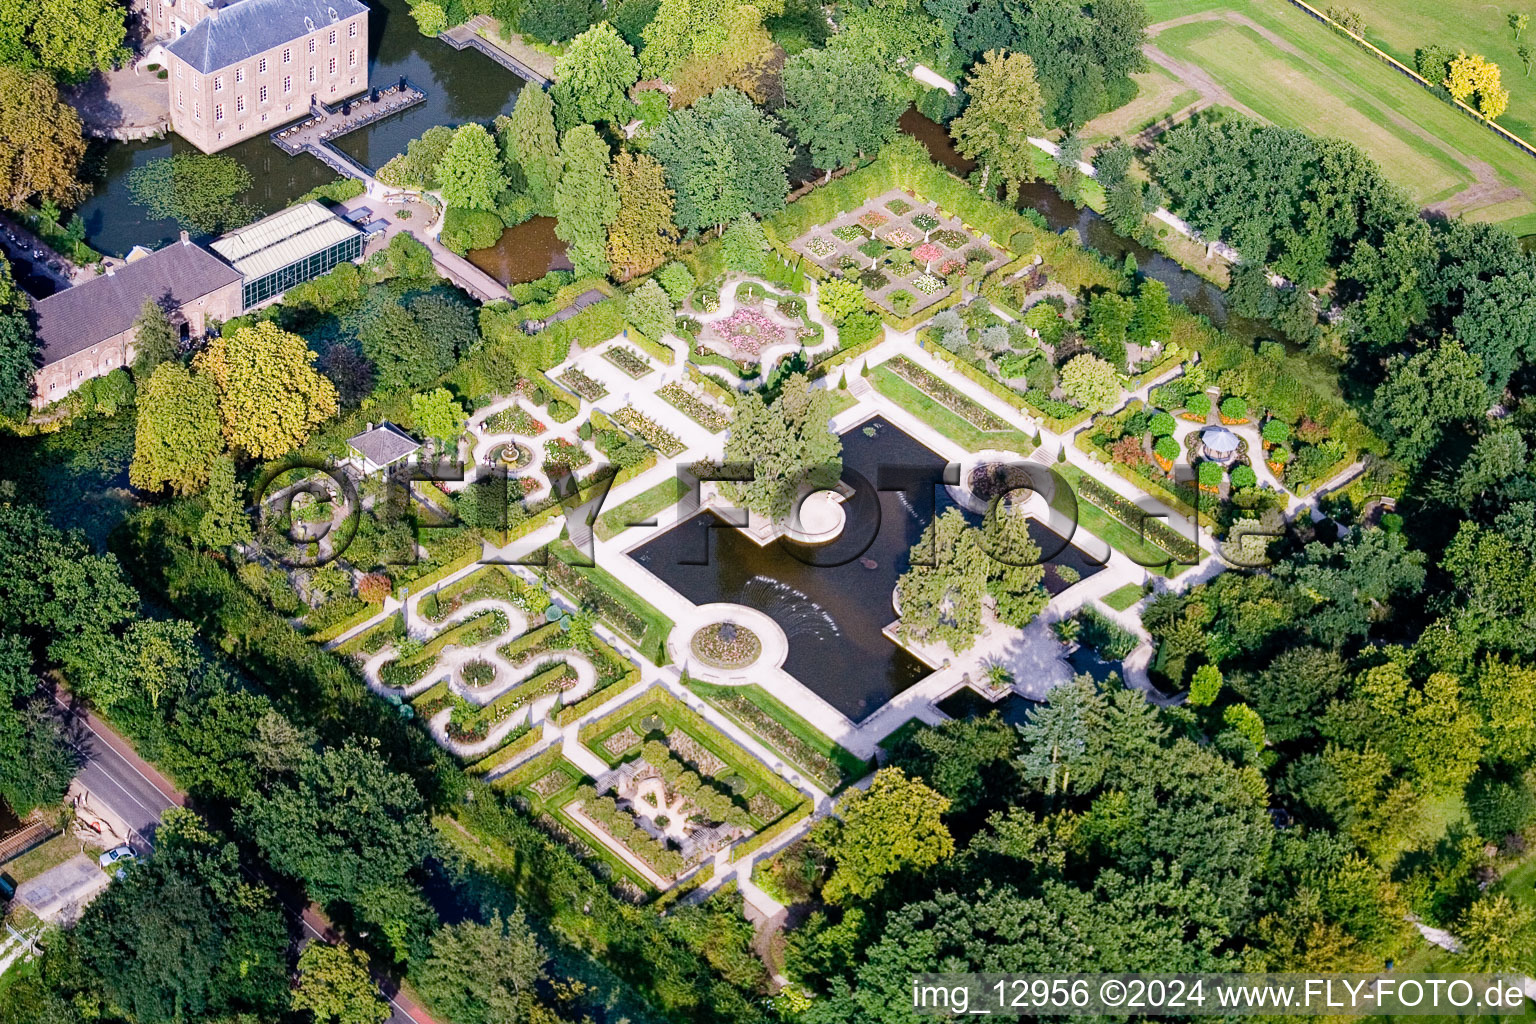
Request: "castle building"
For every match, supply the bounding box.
[161,0,370,153]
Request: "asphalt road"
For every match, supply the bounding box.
[47,691,435,1024]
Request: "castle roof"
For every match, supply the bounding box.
[167,0,368,74]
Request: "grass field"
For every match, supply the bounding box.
[1134,0,1536,233]
[1052,464,1192,579]
[1344,0,1536,150]
[1101,582,1148,611]
[594,477,691,542]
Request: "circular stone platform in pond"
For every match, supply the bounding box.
[690,622,763,669]
[783,490,846,544]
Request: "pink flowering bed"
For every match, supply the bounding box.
[883,227,916,247]
[937,257,967,277]
[912,242,943,264]
[709,308,787,357]
[858,211,888,230]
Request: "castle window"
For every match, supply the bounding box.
[309,38,316,53]
[213,75,222,91]
[349,21,357,36]
[236,95,245,113]
[329,29,337,45]
[235,67,244,83]
[328,57,336,75]
[259,84,268,102]
[283,75,292,92]
[308,66,316,83]
[349,49,357,67]
[258,57,267,73]
[283,47,291,63]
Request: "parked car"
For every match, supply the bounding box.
[98,845,136,875]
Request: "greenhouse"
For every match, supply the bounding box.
[211,201,365,309]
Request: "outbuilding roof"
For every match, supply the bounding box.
[32,239,242,367]
[167,0,368,75]
[347,422,421,467]
[210,201,362,282]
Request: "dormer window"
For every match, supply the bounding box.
[304,15,314,30]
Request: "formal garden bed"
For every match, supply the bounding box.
[657,382,731,432]
[485,404,547,436]
[602,345,653,378]
[787,188,1010,316]
[613,406,685,457]
[558,367,607,401]
[685,677,870,792]
[541,541,675,664]
[688,622,761,668]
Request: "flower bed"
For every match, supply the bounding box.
[546,555,649,642]
[885,198,912,215]
[485,405,545,435]
[558,367,607,401]
[613,406,685,457]
[658,383,730,432]
[887,356,1008,432]
[689,622,761,668]
[1075,472,1201,563]
[604,726,642,757]
[462,658,497,687]
[709,308,787,358]
[531,767,573,798]
[449,661,579,741]
[805,235,836,258]
[543,438,592,472]
[857,211,888,230]
[883,226,916,247]
[711,693,842,789]
[912,212,940,233]
[381,609,508,689]
[912,273,944,295]
[937,257,966,278]
[831,224,865,242]
[932,228,969,249]
[602,345,652,378]
[912,242,943,265]
[858,269,890,290]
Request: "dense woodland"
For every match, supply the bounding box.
[3,0,1536,1020]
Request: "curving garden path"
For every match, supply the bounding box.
[464,394,608,505]
[359,596,599,761]
[686,275,842,389]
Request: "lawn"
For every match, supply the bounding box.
[1080,66,1201,147]
[1101,582,1147,611]
[1139,0,1536,232]
[869,365,1038,455]
[594,476,692,542]
[1,832,76,884]
[1053,463,1193,579]
[1344,0,1536,153]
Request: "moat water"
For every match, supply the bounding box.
[76,0,542,263]
[632,418,1100,722]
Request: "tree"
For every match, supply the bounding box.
[1521,45,1534,77]
[639,0,783,78]
[721,372,840,519]
[657,261,695,304]
[1130,279,1173,344]
[410,387,467,447]
[410,1,448,34]
[1446,51,1510,118]
[1059,353,1120,412]
[292,943,390,1024]
[605,150,676,279]
[552,22,640,129]
[625,278,674,339]
[817,276,866,325]
[0,635,74,815]
[238,743,432,920]
[1375,337,1489,468]
[1514,12,1531,40]
[950,50,1047,203]
[720,214,767,275]
[887,713,1018,813]
[518,0,603,42]
[127,154,255,234]
[0,65,88,209]
[76,836,290,1024]
[197,455,252,550]
[130,362,224,495]
[349,292,455,391]
[378,125,453,190]
[553,125,619,278]
[194,321,338,459]
[132,298,179,379]
[650,88,792,232]
[501,87,562,215]
[897,508,990,650]
[437,123,507,212]
[415,911,546,1024]
[1188,664,1223,705]
[0,0,128,82]
[0,310,36,416]
[1455,895,1536,972]
[979,502,1047,627]
[779,45,905,177]
[813,767,953,904]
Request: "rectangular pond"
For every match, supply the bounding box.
[630,418,1101,721]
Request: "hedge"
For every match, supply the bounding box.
[466,724,545,775]
[554,665,641,725]
[303,597,381,644]
[491,744,567,792]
